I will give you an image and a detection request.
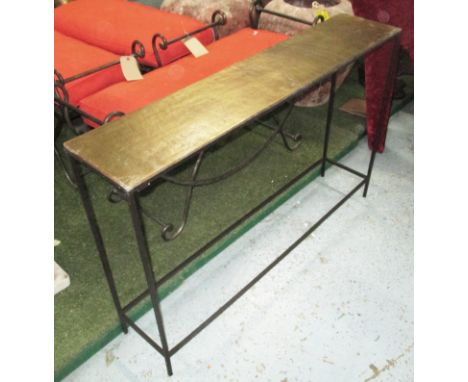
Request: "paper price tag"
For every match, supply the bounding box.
[120,55,143,81]
[183,36,208,58]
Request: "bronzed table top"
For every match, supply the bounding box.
[64,14,400,192]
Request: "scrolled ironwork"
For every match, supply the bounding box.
[211,10,227,26]
[152,9,227,65]
[249,0,265,29]
[151,33,167,67]
[211,10,228,40]
[271,113,303,151]
[54,68,79,187]
[161,150,205,241]
[140,104,296,240]
[53,71,76,135]
[160,103,295,188]
[154,33,169,51]
[107,188,124,203]
[280,131,303,150]
[54,69,65,86]
[146,104,295,240]
[140,151,205,241]
[54,70,69,104]
[131,40,146,59]
[104,111,125,124]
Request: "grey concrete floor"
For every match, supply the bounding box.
[64,103,414,382]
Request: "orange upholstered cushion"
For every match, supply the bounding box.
[54,31,125,105]
[79,28,288,127]
[54,0,214,68]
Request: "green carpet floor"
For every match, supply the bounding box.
[54,67,413,380]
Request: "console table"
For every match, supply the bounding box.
[64,14,401,376]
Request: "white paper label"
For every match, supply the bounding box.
[120,56,143,81]
[183,36,209,58]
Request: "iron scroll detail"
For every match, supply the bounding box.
[141,104,295,241]
[151,10,228,68]
[131,40,146,59]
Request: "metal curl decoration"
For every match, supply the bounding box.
[131,40,146,59]
[139,151,205,241]
[281,131,303,151]
[211,10,227,40]
[54,82,69,104]
[271,113,303,151]
[119,103,296,241]
[144,104,295,240]
[104,111,125,124]
[249,0,264,29]
[151,33,167,67]
[154,33,169,50]
[54,70,69,104]
[54,68,78,187]
[54,69,65,86]
[107,188,124,203]
[211,10,227,26]
[53,74,75,136]
[161,103,295,188]
[161,150,205,241]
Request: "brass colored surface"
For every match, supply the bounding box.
[64,14,400,192]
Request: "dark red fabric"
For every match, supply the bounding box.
[351,0,414,152]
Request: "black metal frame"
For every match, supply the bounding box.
[66,30,401,376]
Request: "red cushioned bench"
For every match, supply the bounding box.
[54,0,226,133]
[54,31,126,105]
[79,28,288,128]
[55,0,215,68]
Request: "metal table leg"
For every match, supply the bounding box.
[127,191,173,376]
[321,73,337,177]
[69,157,128,334]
